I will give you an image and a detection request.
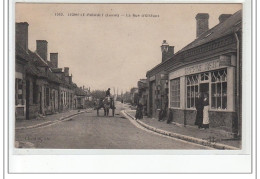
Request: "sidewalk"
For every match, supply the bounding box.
[15,109,88,130]
[125,110,241,150]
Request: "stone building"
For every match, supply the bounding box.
[146,10,242,136]
[15,22,81,120]
[74,87,87,109]
[137,79,148,115]
[15,24,29,119]
[130,87,139,106]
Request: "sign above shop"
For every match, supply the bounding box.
[185,59,220,75]
[185,57,232,75]
[169,56,233,80]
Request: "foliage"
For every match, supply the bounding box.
[90,90,106,100]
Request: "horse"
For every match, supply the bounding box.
[96,97,116,117]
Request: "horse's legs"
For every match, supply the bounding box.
[112,109,115,117]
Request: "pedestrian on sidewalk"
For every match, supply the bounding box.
[195,92,204,128]
[135,100,143,120]
[202,93,210,129]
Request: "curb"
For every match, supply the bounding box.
[15,111,86,130]
[123,110,239,150]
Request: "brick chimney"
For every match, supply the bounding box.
[36,40,48,61]
[64,67,69,76]
[69,75,72,84]
[195,13,209,38]
[50,53,58,68]
[219,14,232,23]
[161,40,174,62]
[16,22,29,52]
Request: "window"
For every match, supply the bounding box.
[170,78,180,108]
[186,74,199,108]
[15,78,24,105]
[211,69,227,110]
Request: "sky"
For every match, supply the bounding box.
[16,3,241,93]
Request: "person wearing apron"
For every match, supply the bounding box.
[202,93,209,129]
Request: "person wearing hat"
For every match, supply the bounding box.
[106,88,111,97]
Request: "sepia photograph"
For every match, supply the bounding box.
[14,3,243,150]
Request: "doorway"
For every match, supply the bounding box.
[26,80,30,120]
[200,83,209,97]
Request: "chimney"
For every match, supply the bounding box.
[195,13,209,38]
[219,14,232,23]
[50,53,58,68]
[69,75,72,84]
[16,22,29,52]
[161,40,174,62]
[36,40,48,61]
[64,67,69,76]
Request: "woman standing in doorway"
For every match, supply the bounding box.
[202,93,210,129]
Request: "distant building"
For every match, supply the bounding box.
[74,87,87,109]
[130,87,139,106]
[137,79,148,115]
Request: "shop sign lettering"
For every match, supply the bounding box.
[185,60,220,75]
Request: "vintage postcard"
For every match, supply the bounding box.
[9,1,254,174]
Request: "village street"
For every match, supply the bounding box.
[15,101,210,149]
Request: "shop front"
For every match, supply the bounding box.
[168,55,238,133]
[147,71,169,118]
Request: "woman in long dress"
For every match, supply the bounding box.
[202,93,209,129]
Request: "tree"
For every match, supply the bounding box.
[90,90,106,100]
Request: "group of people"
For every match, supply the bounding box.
[195,92,210,129]
[106,88,209,129]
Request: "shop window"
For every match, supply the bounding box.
[170,78,180,108]
[186,74,199,108]
[15,78,24,105]
[211,69,227,110]
[201,72,209,81]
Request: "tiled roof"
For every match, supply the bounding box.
[28,51,48,67]
[179,10,242,52]
[47,69,62,84]
[15,45,29,62]
[147,10,242,76]
[75,87,87,96]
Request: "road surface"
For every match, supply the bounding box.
[15,102,210,149]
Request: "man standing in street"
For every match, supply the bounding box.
[195,92,204,129]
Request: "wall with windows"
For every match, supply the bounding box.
[147,72,169,118]
[168,56,237,132]
[15,72,26,119]
[59,86,74,112]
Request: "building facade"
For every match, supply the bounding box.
[15,22,82,120]
[146,10,242,136]
[137,79,148,116]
